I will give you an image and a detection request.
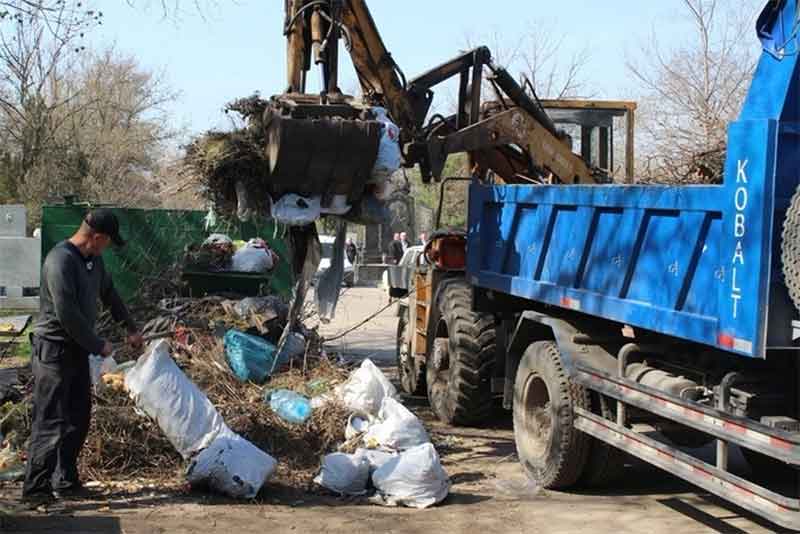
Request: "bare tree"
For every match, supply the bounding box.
[0,1,97,207]
[627,0,759,183]
[59,48,182,206]
[466,19,593,100]
[0,4,180,223]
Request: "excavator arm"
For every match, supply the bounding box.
[280,0,620,186]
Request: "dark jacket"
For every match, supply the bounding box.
[34,241,135,354]
[388,240,404,264]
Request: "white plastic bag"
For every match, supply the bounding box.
[271,194,322,226]
[125,340,228,458]
[370,107,401,182]
[313,452,370,496]
[186,431,276,499]
[336,359,397,416]
[230,246,274,273]
[363,397,429,451]
[371,443,450,509]
[356,448,397,475]
[89,355,118,387]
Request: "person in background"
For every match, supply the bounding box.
[388,232,404,264]
[345,237,357,265]
[22,209,143,508]
[418,232,428,247]
[399,231,410,252]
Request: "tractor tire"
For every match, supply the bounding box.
[396,307,425,395]
[513,341,591,489]
[426,279,496,425]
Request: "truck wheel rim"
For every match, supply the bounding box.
[398,320,415,391]
[428,337,452,412]
[520,373,552,460]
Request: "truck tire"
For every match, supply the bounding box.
[396,307,425,395]
[513,341,591,489]
[426,279,496,425]
[579,392,627,487]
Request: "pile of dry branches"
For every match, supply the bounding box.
[78,330,348,489]
[184,129,272,218]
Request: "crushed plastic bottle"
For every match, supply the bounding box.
[267,389,312,424]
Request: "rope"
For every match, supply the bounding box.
[322,282,427,343]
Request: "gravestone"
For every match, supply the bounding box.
[0,205,40,310]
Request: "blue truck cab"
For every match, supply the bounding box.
[462,1,800,528]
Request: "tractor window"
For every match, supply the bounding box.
[541,101,635,183]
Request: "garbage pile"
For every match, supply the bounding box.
[184,234,279,274]
[314,359,450,508]
[0,291,449,507]
[85,346,449,507]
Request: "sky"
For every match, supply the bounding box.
[91,1,762,139]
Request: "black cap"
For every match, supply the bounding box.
[85,208,125,247]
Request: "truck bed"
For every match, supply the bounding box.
[467,119,797,359]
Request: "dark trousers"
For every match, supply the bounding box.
[22,336,91,496]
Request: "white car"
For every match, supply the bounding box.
[316,235,355,286]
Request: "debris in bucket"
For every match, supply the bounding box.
[183,96,399,225]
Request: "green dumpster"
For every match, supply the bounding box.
[41,201,293,301]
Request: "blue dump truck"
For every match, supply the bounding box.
[393,0,800,528]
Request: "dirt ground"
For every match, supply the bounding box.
[0,288,792,533]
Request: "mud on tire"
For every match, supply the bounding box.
[426,279,496,425]
[513,341,591,489]
[396,306,425,395]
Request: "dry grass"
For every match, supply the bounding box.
[78,329,349,492]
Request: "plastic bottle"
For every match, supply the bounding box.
[267,389,312,424]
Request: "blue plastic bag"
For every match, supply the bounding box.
[223,330,283,384]
[267,389,312,424]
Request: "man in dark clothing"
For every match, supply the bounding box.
[23,209,142,506]
[388,232,404,264]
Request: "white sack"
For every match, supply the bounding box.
[186,431,276,499]
[363,397,429,451]
[313,452,370,496]
[336,359,397,416]
[355,448,397,475]
[271,194,321,226]
[231,246,274,273]
[371,443,450,509]
[125,340,228,458]
[370,107,401,182]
